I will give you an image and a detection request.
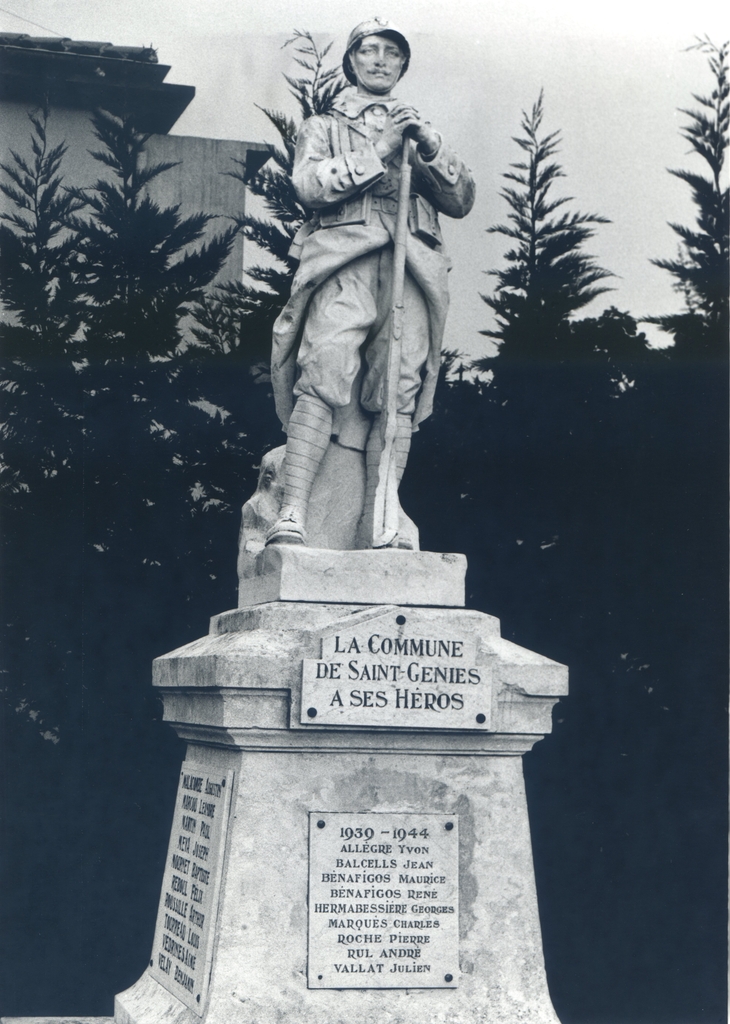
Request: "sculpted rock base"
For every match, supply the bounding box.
[237,440,419,586]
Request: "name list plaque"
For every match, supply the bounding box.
[301,618,491,729]
[148,762,234,1014]
[308,812,459,989]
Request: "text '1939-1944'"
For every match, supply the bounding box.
[308,812,459,989]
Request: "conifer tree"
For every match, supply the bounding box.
[0,107,240,498]
[645,38,729,357]
[0,106,85,355]
[69,108,238,362]
[477,92,613,365]
[0,107,86,497]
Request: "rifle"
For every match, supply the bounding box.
[372,133,414,548]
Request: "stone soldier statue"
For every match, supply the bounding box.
[266,17,475,548]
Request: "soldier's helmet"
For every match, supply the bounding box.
[342,17,411,85]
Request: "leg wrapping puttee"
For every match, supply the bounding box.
[266,394,333,545]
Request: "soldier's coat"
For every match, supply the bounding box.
[271,92,475,439]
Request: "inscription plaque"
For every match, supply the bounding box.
[308,812,459,988]
[148,761,234,1014]
[301,613,491,729]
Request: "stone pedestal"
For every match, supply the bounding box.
[238,547,466,608]
[115,550,567,1024]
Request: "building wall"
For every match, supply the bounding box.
[144,134,249,286]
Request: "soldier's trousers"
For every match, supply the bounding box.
[293,246,430,417]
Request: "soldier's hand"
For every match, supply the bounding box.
[395,105,441,157]
[375,104,440,162]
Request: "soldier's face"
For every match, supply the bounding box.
[351,35,405,95]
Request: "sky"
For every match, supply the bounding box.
[2,0,728,358]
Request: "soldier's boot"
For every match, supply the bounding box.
[358,413,413,548]
[266,394,333,545]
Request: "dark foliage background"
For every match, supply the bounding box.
[0,33,727,1024]
[407,354,727,1023]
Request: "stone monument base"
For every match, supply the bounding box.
[113,549,566,1024]
[1,551,567,1024]
[116,752,560,1024]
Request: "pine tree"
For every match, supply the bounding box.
[0,107,86,497]
[0,105,85,355]
[477,91,613,365]
[69,108,238,362]
[645,38,729,358]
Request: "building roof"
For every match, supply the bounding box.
[0,33,159,62]
[0,32,194,133]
